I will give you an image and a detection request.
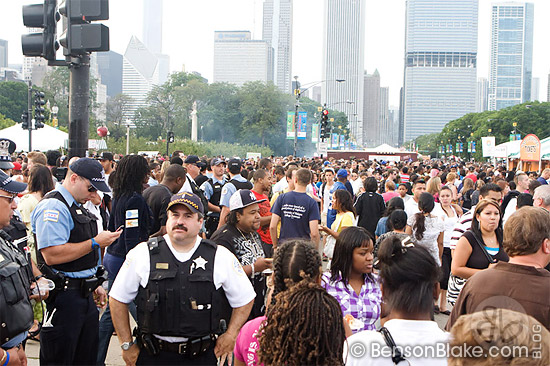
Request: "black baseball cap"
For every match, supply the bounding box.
[70,158,111,193]
[211,158,226,167]
[0,170,26,194]
[97,152,114,161]
[167,192,204,216]
[184,155,206,168]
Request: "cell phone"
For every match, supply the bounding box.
[116,225,124,231]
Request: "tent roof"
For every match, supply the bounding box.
[0,124,68,152]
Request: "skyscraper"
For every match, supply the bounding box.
[379,87,390,145]
[122,36,161,119]
[96,51,123,97]
[403,0,478,142]
[0,39,7,69]
[530,77,539,101]
[322,0,365,146]
[213,31,271,86]
[263,0,293,93]
[488,2,534,111]
[142,0,170,84]
[476,77,489,112]
[363,70,380,148]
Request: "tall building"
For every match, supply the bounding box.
[0,39,7,69]
[379,87,390,145]
[310,85,322,103]
[213,31,271,86]
[476,77,489,112]
[142,0,170,84]
[322,0,365,146]
[530,77,539,101]
[122,36,162,119]
[488,2,534,111]
[363,70,380,148]
[389,106,400,146]
[403,0,478,142]
[96,51,123,97]
[263,0,293,92]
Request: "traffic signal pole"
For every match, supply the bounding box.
[67,55,90,158]
[27,84,32,151]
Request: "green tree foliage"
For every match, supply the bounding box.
[0,113,16,130]
[415,102,550,160]
[0,82,28,122]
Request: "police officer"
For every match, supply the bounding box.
[217,158,253,229]
[109,192,255,365]
[0,170,34,365]
[200,158,227,238]
[31,158,122,365]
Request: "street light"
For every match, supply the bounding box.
[293,77,345,158]
[124,119,136,155]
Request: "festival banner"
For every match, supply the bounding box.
[298,111,307,140]
[311,123,319,143]
[472,141,476,153]
[286,112,294,139]
[481,136,495,157]
[331,133,338,148]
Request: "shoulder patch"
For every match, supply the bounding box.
[232,257,245,276]
[43,209,60,222]
[126,209,139,219]
[221,187,228,195]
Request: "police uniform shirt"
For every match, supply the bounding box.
[200,176,226,201]
[109,234,255,343]
[179,173,197,194]
[31,185,99,278]
[219,175,248,208]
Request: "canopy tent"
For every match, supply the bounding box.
[0,124,68,152]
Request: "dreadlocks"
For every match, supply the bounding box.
[258,281,345,366]
[110,155,149,198]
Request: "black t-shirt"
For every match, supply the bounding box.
[143,184,172,235]
[210,224,267,319]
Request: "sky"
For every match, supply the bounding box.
[2,0,549,107]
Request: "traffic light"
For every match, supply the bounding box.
[320,107,329,140]
[168,132,175,144]
[34,91,46,129]
[21,112,29,130]
[21,0,60,60]
[59,0,110,56]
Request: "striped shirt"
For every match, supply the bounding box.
[449,207,474,250]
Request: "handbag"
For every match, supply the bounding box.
[323,212,354,258]
[447,231,497,306]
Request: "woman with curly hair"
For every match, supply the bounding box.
[258,281,346,366]
[97,154,153,365]
[234,239,324,366]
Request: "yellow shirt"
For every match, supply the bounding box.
[331,211,355,233]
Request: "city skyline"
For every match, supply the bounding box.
[1,0,549,108]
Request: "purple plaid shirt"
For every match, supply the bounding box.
[322,272,382,333]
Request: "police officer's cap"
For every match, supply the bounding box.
[167,192,204,216]
[0,170,27,194]
[69,158,111,193]
[0,139,16,170]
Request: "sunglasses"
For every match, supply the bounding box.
[0,194,17,204]
[79,176,97,192]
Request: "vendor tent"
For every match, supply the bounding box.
[0,124,68,152]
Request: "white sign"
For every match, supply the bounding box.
[493,145,508,158]
[318,142,328,156]
[138,151,159,157]
[482,136,496,157]
[368,155,402,162]
[246,152,262,160]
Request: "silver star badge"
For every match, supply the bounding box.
[193,256,208,271]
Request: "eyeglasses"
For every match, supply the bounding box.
[78,176,97,192]
[0,194,17,204]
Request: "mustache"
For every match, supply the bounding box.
[172,225,188,232]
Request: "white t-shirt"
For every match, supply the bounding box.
[404,197,420,218]
[502,197,517,224]
[272,177,288,195]
[109,234,256,342]
[351,179,363,196]
[407,214,444,266]
[321,182,335,214]
[432,204,458,249]
[344,319,449,366]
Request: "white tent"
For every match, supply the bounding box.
[0,124,68,151]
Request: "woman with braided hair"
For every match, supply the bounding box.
[258,280,346,366]
[233,239,325,366]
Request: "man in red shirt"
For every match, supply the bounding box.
[465,166,477,183]
[251,169,273,256]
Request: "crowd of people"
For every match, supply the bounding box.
[0,139,549,365]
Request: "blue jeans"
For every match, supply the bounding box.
[97,253,137,366]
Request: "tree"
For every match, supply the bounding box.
[0,113,16,130]
[105,93,133,140]
[0,82,28,122]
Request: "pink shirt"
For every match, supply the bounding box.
[382,191,400,203]
[234,316,266,366]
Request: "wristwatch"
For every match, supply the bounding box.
[121,339,135,351]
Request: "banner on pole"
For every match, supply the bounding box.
[298,112,307,139]
[311,123,319,143]
[286,112,295,139]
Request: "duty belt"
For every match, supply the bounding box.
[157,334,216,357]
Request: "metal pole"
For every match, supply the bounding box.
[294,99,299,158]
[68,54,90,158]
[166,131,170,156]
[27,84,32,151]
[126,124,130,155]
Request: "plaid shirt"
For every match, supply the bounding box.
[322,272,382,333]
